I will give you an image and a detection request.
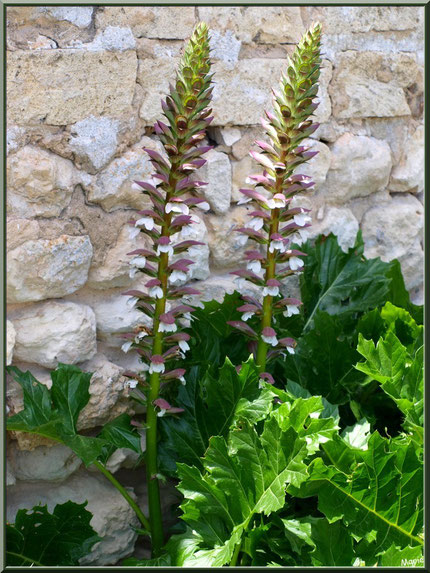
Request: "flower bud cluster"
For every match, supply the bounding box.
[228,22,322,372]
[121,22,213,415]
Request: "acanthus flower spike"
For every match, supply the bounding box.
[123,22,214,557]
[229,22,322,374]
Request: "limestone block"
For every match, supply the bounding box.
[231,127,262,160]
[40,6,94,28]
[73,26,136,51]
[313,59,333,126]
[211,59,284,126]
[10,301,97,368]
[7,146,83,218]
[83,137,162,212]
[197,149,232,214]
[138,56,180,125]
[299,139,331,188]
[7,50,138,125]
[232,155,253,202]
[7,126,27,155]
[171,214,210,281]
[6,470,139,565]
[209,29,241,69]
[198,6,304,43]
[329,51,417,119]
[322,134,392,203]
[8,443,82,482]
[69,116,120,171]
[7,235,93,303]
[77,353,132,430]
[310,207,359,252]
[6,218,40,251]
[95,6,196,39]
[361,194,424,290]
[88,224,150,290]
[6,320,16,366]
[389,125,424,193]
[207,205,252,268]
[213,127,242,148]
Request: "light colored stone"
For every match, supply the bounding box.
[322,134,392,203]
[231,127,262,160]
[313,59,333,127]
[77,353,132,430]
[211,59,284,126]
[10,301,97,368]
[197,149,232,214]
[7,126,27,154]
[7,219,40,251]
[69,117,120,171]
[6,470,139,565]
[40,6,94,28]
[6,320,16,366]
[389,124,424,193]
[138,56,179,126]
[299,139,331,188]
[84,137,163,212]
[329,51,416,119]
[207,206,252,268]
[209,29,241,69]
[85,291,151,346]
[364,118,410,164]
[7,146,84,218]
[213,127,242,148]
[310,207,359,252]
[198,7,304,43]
[232,155,253,202]
[6,464,16,487]
[96,6,196,39]
[347,190,392,224]
[75,26,136,51]
[188,274,262,304]
[104,448,141,474]
[9,443,82,482]
[396,239,424,292]
[172,214,210,281]
[361,194,424,291]
[7,235,93,303]
[27,34,57,50]
[7,50,137,125]
[88,224,150,290]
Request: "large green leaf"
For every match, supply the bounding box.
[292,431,423,560]
[159,357,274,474]
[275,310,364,404]
[299,233,391,331]
[50,364,92,434]
[6,501,100,566]
[7,364,142,467]
[173,413,309,566]
[355,307,423,444]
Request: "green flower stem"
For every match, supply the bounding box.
[93,460,151,533]
[229,540,242,567]
[256,151,287,373]
[145,159,181,556]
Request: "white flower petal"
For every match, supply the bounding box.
[121,341,133,354]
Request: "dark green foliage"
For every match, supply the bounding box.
[6,501,100,566]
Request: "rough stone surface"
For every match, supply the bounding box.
[207,206,252,268]
[138,56,179,125]
[322,134,392,203]
[389,124,424,193]
[88,224,150,290]
[10,301,97,368]
[95,6,196,39]
[7,50,138,125]
[6,218,40,251]
[299,139,331,189]
[7,235,93,303]
[198,6,304,43]
[361,194,423,291]
[171,214,210,281]
[6,470,139,565]
[6,320,16,366]
[41,6,94,28]
[197,149,232,214]
[311,207,359,252]
[69,116,120,171]
[7,146,84,218]
[329,51,417,119]
[8,443,82,482]
[83,137,162,212]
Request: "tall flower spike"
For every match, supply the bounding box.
[125,22,213,557]
[228,22,322,373]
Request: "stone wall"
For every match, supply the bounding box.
[6,6,424,565]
